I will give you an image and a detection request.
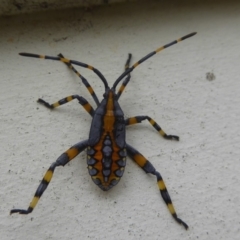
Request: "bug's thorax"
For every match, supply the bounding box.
[87,89,126,191]
[103,90,115,132]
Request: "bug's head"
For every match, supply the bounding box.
[103,88,117,100]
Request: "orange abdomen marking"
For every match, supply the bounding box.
[87,90,126,190]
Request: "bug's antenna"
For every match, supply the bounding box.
[19,53,110,90]
[112,32,197,90]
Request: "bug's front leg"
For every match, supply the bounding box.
[126,143,188,230]
[58,53,100,106]
[125,115,179,140]
[116,53,132,99]
[10,140,89,215]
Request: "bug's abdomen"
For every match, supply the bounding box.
[87,133,126,191]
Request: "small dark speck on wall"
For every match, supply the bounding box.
[206,72,216,81]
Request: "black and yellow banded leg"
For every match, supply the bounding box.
[38,95,95,117]
[125,116,179,140]
[117,53,132,100]
[10,140,89,215]
[58,53,100,106]
[126,143,188,230]
[19,52,110,90]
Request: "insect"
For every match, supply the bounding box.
[10,32,196,230]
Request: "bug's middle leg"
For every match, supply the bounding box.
[126,143,188,230]
[38,95,95,117]
[125,115,179,140]
[10,140,89,215]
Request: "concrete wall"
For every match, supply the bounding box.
[0,0,137,16]
[1,0,240,239]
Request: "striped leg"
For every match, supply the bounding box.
[10,140,89,215]
[117,53,132,99]
[58,53,100,106]
[126,143,188,230]
[125,116,179,140]
[19,52,109,90]
[38,95,95,117]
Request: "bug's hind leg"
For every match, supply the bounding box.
[125,115,179,140]
[10,140,89,215]
[126,143,188,230]
[38,95,95,117]
[117,53,132,99]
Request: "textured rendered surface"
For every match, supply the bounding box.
[0,0,138,16]
[1,0,240,239]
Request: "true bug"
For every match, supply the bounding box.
[10,32,196,230]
